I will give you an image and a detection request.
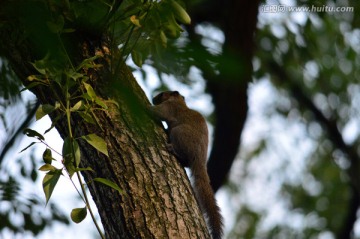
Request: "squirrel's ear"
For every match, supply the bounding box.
[152,92,163,105]
[171,91,185,100]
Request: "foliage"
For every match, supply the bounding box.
[225,1,360,238]
[0,60,22,102]
[20,54,124,237]
[0,0,192,237]
[0,154,69,236]
[1,0,360,238]
[0,61,69,237]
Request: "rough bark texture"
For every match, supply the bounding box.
[75,51,210,238]
[0,5,210,239]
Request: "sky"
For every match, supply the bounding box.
[1,1,359,238]
[4,74,343,239]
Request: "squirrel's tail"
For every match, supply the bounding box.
[192,160,223,239]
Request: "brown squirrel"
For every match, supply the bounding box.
[149,91,223,239]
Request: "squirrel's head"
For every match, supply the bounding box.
[152,91,186,105]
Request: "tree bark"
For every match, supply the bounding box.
[0,3,210,238]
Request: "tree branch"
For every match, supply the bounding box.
[268,60,360,239]
[0,100,39,164]
[188,0,260,192]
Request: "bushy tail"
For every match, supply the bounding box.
[192,161,223,239]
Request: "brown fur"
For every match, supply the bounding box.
[150,91,223,239]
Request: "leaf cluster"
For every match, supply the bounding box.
[0,158,69,237]
[227,1,360,238]
[21,55,123,235]
[0,0,191,236]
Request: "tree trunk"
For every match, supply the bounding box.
[0,4,210,239]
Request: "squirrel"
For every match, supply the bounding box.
[149,91,223,239]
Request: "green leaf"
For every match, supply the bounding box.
[70,207,87,223]
[23,128,45,140]
[169,0,191,24]
[81,134,108,156]
[71,100,84,112]
[78,112,96,124]
[94,97,108,109]
[83,82,97,100]
[131,50,143,67]
[62,137,81,167]
[159,30,168,48]
[19,142,37,153]
[36,104,56,120]
[81,93,92,101]
[62,138,81,177]
[44,115,60,134]
[42,169,62,205]
[74,167,94,173]
[73,140,81,167]
[43,148,52,164]
[94,178,122,193]
[63,155,76,178]
[67,70,84,81]
[62,137,72,158]
[20,81,42,92]
[31,61,46,75]
[39,164,57,172]
[76,55,101,71]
